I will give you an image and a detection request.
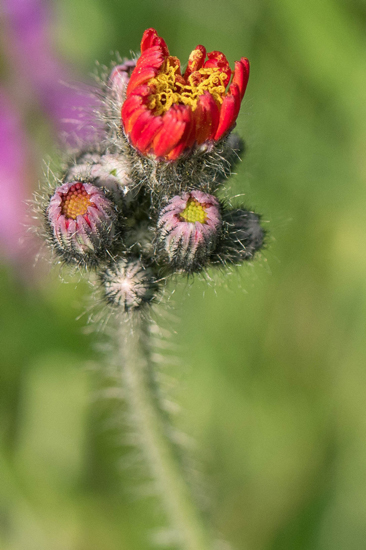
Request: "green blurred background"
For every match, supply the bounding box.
[1,0,366,548]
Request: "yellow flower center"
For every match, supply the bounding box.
[61,183,92,219]
[148,58,227,116]
[180,199,207,223]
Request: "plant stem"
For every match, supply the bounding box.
[117,312,213,550]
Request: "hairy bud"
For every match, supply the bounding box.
[108,59,137,105]
[64,150,132,197]
[157,190,221,272]
[214,209,264,265]
[46,182,117,266]
[100,258,157,310]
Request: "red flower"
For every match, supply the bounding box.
[121,28,249,161]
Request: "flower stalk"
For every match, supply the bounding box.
[117,312,213,550]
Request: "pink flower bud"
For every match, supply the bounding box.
[157,190,221,271]
[65,152,132,197]
[47,182,117,266]
[108,59,137,105]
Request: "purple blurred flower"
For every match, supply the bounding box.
[0,0,101,265]
[2,0,97,139]
[0,92,31,263]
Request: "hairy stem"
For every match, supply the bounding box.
[117,312,213,550]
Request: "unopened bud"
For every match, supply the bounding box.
[46,182,117,266]
[214,209,264,264]
[65,151,132,197]
[108,59,137,105]
[157,190,221,272]
[100,258,157,310]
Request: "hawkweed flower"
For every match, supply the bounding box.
[46,182,118,266]
[157,190,221,271]
[121,28,249,161]
[101,258,157,310]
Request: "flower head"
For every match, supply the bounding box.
[157,190,221,271]
[101,258,157,310]
[122,28,249,161]
[47,182,117,265]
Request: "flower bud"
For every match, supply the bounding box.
[157,190,221,271]
[46,182,117,266]
[108,59,137,105]
[213,209,264,264]
[64,151,132,197]
[100,258,157,310]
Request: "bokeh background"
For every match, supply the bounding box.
[1,0,366,549]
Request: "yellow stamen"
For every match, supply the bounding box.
[61,186,92,219]
[148,58,227,116]
[180,199,207,224]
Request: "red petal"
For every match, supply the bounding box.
[167,109,194,160]
[154,37,170,58]
[129,84,152,98]
[184,45,206,79]
[140,28,169,57]
[214,83,241,140]
[204,51,231,88]
[166,139,189,161]
[152,105,190,158]
[230,82,242,120]
[122,94,143,121]
[232,58,250,100]
[135,46,166,71]
[126,67,159,95]
[184,110,197,150]
[135,115,164,153]
[130,110,155,144]
[122,85,150,116]
[129,110,164,153]
[141,29,157,52]
[122,105,148,135]
[122,87,151,134]
[193,92,220,144]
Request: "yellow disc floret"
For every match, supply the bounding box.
[148,57,227,116]
[180,199,207,223]
[61,183,92,219]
